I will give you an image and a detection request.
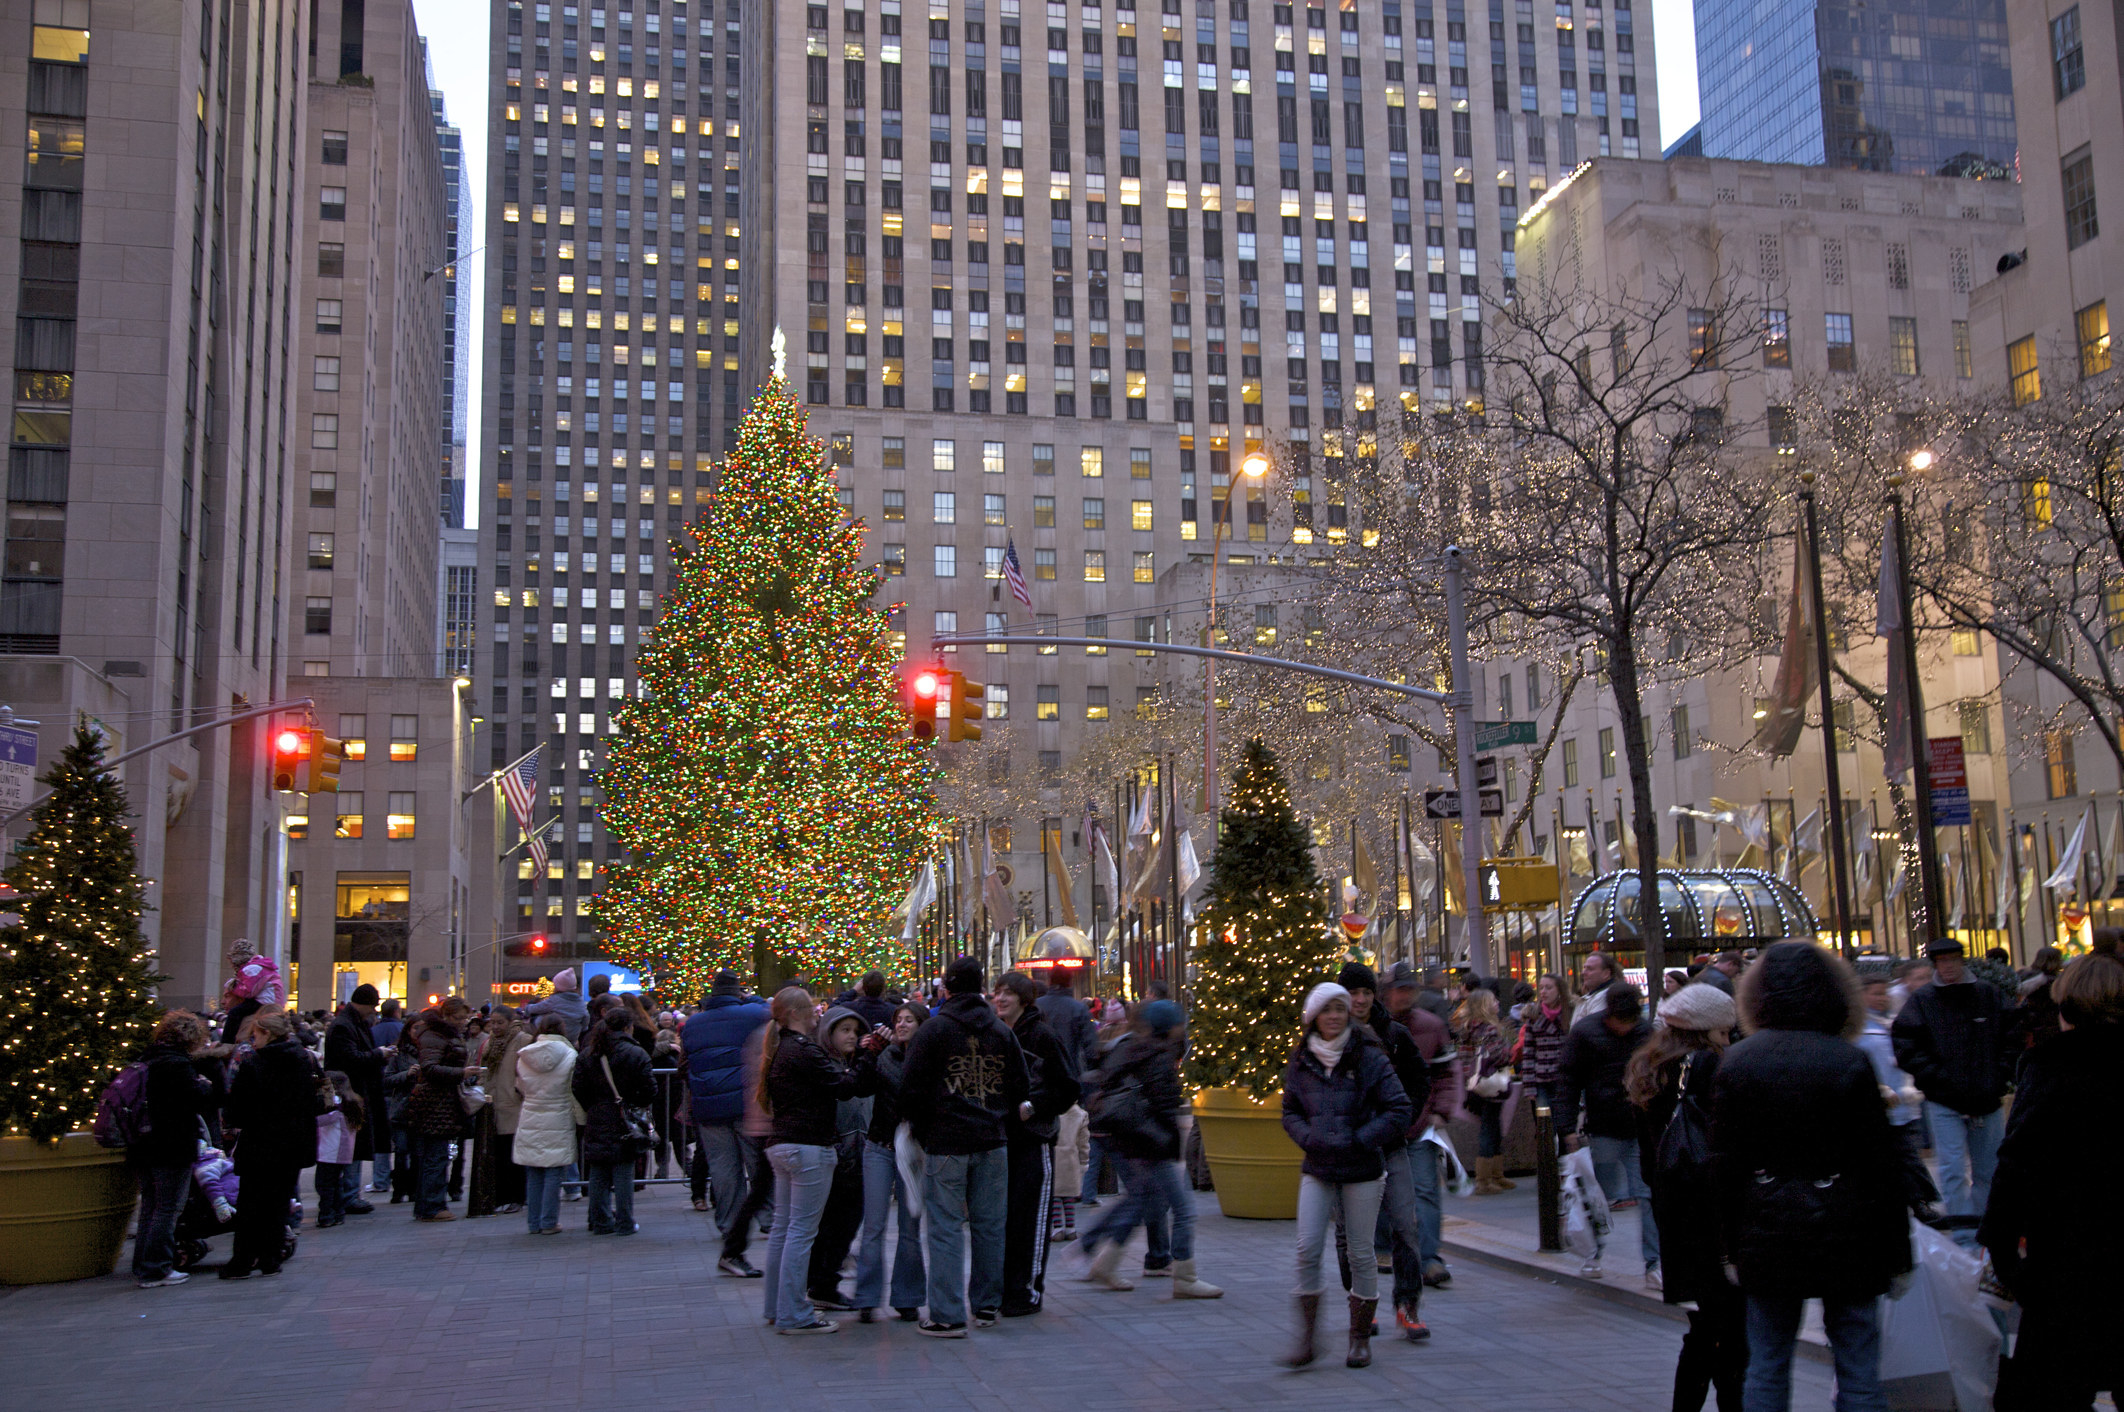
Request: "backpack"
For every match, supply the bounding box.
[93,1061,152,1149]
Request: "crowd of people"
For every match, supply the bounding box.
[114,932,2121,1407]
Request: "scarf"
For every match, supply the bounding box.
[1306,1027,1351,1073]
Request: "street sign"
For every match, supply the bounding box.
[1475,754,1499,786]
[1424,787,1505,819]
[1927,736,1971,828]
[0,724,36,815]
[1474,720,1538,751]
[1479,857,1562,909]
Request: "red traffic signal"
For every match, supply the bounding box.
[271,727,309,792]
[904,665,943,741]
[530,934,547,953]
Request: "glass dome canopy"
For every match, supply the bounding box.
[1570,868,1818,947]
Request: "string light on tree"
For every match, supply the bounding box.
[592,380,937,993]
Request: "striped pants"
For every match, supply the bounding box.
[1003,1134,1055,1313]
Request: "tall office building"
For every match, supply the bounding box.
[1693,0,2017,175]
[738,0,1654,887]
[282,0,472,1011]
[432,67,474,528]
[477,0,745,971]
[0,0,307,1007]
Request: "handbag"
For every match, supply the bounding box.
[458,1082,490,1116]
[1469,1043,1513,1100]
[603,1056,656,1149]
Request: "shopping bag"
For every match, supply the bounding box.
[1877,1219,2001,1412]
[1558,1147,1612,1260]
[1423,1126,1475,1197]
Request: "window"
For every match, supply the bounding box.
[315,299,343,333]
[1959,699,1991,756]
[1131,499,1154,530]
[339,715,367,761]
[1082,497,1105,530]
[882,437,906,469]
[1768,404,1798,453]
[1825,313,1854,372]
[319,186,346,220]
[1562,737,1579,788]
[2009,335,2042,405]
[1670,705,1692,759]
[1761,308,1789,367]
[1687,307,1715,368]
[389,715,418,762]
[1527,664,1543,711]
[1034,547,1056,579]
[305,596,333,634]
[310,413,339,449]
[983,440,1006,474]
[984,493,1006,525]
[1889,317,1919,376]
[1255,604,1279,646]
[1598,726,1616,779]
[317,242,345,278]
[1032,495,1055,527]
[335,793,365,840]
[307,532,334,569]
[933,490,956,522]
[321,129,349,163]
[1037,684,1060,719]
[1953,320,1973,379]
[2079,301,2111,378]
[1032,443,1055,475]
[2053,7,2085,98]
[310,472,337,507]
[983,546,1005,579]
[933,544,957,576]
[881,544,906,575]
[1086,685,1110,720]
[986,684,1009,718]
[881,488,905,520]
[1131,448,1153,479]
[1134,551,1155,583]
[2047,727,2078,798]
[1085,616,1108,655]
[1497,672,1513,719]
[1833,699,1856,752]
[2064,148,2099,248]
[1951,626,1983,657]
[1083,549,1106,582]
[2110,581,2124,650]
[386,792,416,840]
[313,355,341,392]
[2025,476,2054,528]
[932,438,956,471]
[1081,446,1104,477]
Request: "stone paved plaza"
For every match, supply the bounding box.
[1,1179,1841,1411]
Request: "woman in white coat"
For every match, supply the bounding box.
[512,1016,580,1234]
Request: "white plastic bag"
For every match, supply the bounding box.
[1423,1126,1475,1198]
[1559,1147,1612,1259]
[1877,1219,2001,1412]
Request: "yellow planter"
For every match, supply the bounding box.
[0,1133,137,1285]
[1192,1086,1302,1219]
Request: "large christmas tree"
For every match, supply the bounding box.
[0,727,161,1142]
[1187,738,1336,1100]
[595,381,935,992]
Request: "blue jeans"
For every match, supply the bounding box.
[523,1165,564,1232]
[1372,1143,1425,1309]
[411,1132,453,1217]
[1407,1139,1443,1262]
[695,1121,754,1237]
[585,1159,636,1233]
[1084,1155,1194,1263]
[922,1147,1008,1325]
[855,1138,925,1310]
[1923,1101,2002,1227]
[1080,1132,1108,1202]
[369,1125,394,1190]
[763,1142,838,1328]
[131,1162,190,1280]
[1588,1132,1661,1268]
[1744,1291,1889,1412]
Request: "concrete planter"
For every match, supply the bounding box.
[1192,1086,1302,1219]
[0,1133,136,1285]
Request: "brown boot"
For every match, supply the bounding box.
[1280,1293,1321,1367]
[1473,1155,1503,1195]
[1495,1158,1518,1191]
[1346,1295,1377,1367]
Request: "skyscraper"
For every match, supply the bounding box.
[432,68,475,528]
[1693,0,2017,176]
[477,0,744,971]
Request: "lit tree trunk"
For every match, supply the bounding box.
[1606,631,1668,1000]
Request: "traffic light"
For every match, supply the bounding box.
[306,731,346,794]
[947,670,985,743]
[531,934,547,955]
[904,664,943,741]
[270,726,308,792]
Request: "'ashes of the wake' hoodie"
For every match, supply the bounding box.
[897,992,1032,1156]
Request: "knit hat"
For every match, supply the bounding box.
[1303,981,1351,1025]
[1138,999,1185,1037]
[944,955,985,995]
[551,968,578,992]
[350,983,380,1006]
[1658,982,1737,1035]
[1337,960,1378,993]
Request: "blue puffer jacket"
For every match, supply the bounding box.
[1280,1022,1412,1185]
[681,987,769,1123]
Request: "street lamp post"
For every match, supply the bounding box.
[1203,451,1270,823]
[1799,471,1857,957]
[1888,456,1949,948]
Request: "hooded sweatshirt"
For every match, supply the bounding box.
[898,992,1032,1156]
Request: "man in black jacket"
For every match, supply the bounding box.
[898,956,1032,1337]
[994,969,1081,1316]
[1341,962,1434,1341]
[1892,937,2013,1224]
[1036,966,1097,1244]
[323,984,390,1215]
[1558,982,1660,1283]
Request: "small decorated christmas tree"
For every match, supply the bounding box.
[0,727,161,1142]
[1187,738,1335,1100]
[595,381,936,994]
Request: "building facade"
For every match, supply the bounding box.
[1693,0,2018,176]
[0,0,310,1006]
[432,66,474,528]
[476,0,745,972]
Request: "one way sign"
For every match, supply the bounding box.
[1424,787,1504,820]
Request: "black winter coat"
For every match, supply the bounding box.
[1035,990,1097,1078]
[134,1043,213,1168]
[1712,1028,1911,1301]
[1084,1032,1185,1161]
[898,993,1031,1155]
[571,1033,656,1165]
[1556,1013,1651,1139]
[1007,1004,1082,1143]
[1892,979,2013,1116]
[225,1037,326,1172]
[1366,1006,1430,1143]
[407,1014,473,1137]
[1634,1047,1725,1306]
[759,1026,858,1148]
[1280,1025,1413,1184]
[858,1042,912,1146]
[323,1005,387,1161]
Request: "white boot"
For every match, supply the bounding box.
[1170,1258,1223,1299]
[1080,1239,1135,1291]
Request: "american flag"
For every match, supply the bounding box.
[498,745,547,872]
[1002,539,1033,608]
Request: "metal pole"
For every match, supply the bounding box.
[1535,1101,1562,1252]
[1444,546,1488,977]
[1800,477,1857,955]
[1886,482,1947,946]
[1167,757,1184,998]
[1205,501,1226,823]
